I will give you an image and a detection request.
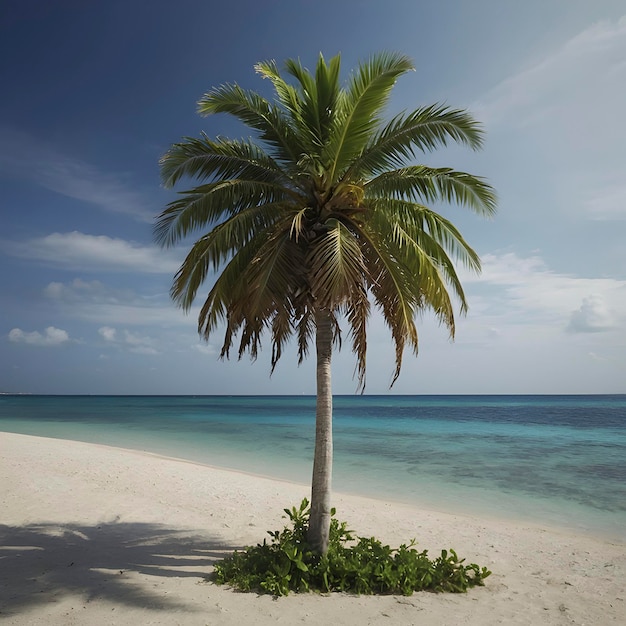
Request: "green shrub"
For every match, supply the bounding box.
[212,499,491,596]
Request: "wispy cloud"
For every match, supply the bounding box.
[46,279,140,303]
[475,16,626,129]
[8,326,71,346]
[192,343,217,356]
[98,325,159,355]
[582,178,626,221]
[0,127,155,222]
[473,16,626,222]
[567,295,615,333]
[462,252,626,332]
[1,231,182,273]
[44,279,196,328]
[98,326,117,341]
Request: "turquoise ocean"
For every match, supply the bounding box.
[1,394,625,541]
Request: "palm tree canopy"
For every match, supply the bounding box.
[155,52,496,390]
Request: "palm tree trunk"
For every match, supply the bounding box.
[308,308,333,554]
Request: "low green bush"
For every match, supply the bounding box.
[212,499,491,596]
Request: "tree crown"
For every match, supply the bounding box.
[155,52,496,389]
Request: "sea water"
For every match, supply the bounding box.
[1,394,624,540]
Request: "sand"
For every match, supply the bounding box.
[1,431,624,625]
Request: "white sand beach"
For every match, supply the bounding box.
[1,431,624,625]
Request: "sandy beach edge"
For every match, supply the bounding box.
[1,431,624,625]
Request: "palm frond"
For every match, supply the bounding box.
[170,204,288,309]
[369,198,482,272]
[307,219,367,307]
[289,206,309,241]
[295,309,315,365]
[367,202,463,318]
[357,226,421,385]
[260,55,343,157]
[197,83,303,164]
[195,229,270,343]
[314,53,342,140]
[160,134,295,190]
[245,229,305,316]
[255,59,302,123]
[326,52,414,182]
[283,58,318,138]
[388,221,462,319]
[366,166,497,217]
[342,286,370,392]
[243,230,306,369]
[349,105,485,179]
[154,180,296,247]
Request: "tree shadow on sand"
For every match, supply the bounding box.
[0,520,238,619]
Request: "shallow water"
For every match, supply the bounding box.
[1,394,625,540]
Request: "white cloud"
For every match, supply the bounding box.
[2,231,182,274]
[98,326,117,341]
[461,252,626,332]
[8,326,70,346]
[96,325,159,355]
[43,282,65,300]
[44,278,193,328]
[46,279,143,305]
[192,343,217,355]
[475,16,626,131]
[0,127,155,222]
[126,345,158,355]
[123,329,158,354]
[567,295,615,333]
[473,16,626,222]
[83,303,191,327]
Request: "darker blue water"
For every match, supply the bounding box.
[1,394,625,538]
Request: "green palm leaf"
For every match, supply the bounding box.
[155,181,296,247]
[160,135,294,190]
[326,52,414,183]
[349,105,485,179]
[366,165,497,217]
[197,83,302,165]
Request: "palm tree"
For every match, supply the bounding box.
[155,52,496,554]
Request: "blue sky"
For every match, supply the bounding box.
[1,0,625,395]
